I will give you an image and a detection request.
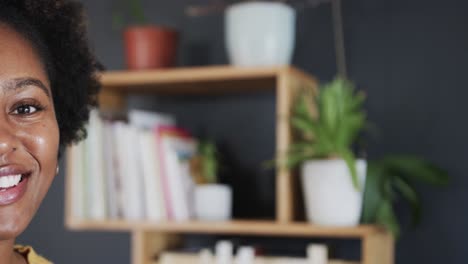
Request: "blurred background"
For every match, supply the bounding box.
[18,0,468,263]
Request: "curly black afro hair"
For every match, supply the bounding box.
[0,0,101,147]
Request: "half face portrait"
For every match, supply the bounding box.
[0,1,100,263]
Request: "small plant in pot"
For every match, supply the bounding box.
[287,77,367,226]
[114,0,178,70]
[190,141,232,221]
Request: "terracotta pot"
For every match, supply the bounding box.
[123,26,178,70]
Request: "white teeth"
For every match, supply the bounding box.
[0,174,22,188]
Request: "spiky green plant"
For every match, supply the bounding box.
[198,141,219,184]
[362,155,449,238]
[288,77,366,189]
[113,0,148,29]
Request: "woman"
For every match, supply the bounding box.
[0,0,100,263]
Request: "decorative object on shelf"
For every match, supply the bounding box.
[159,244,361,264]
[198,249,214,264]
[225,1,296,66]
[114,0,178,70]
[123,26,178,70]
[307,244,328,264]
[362,155,449,238]
[186,0,347,76]
[286,75,449,234]
[194,184,232,221]
[236,246,255,264]
[191,141,233,221]
[287,77,367,226]
[215,240,234,264]
[186,0,333,17]
[302,159,367,226]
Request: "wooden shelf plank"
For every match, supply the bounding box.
[99,65,315,95]
[67,219,384,238]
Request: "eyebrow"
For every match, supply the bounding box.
[8,77,51,98]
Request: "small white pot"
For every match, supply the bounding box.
[225,2,296,66]
[301,159,367,226]
[194,184,232,221]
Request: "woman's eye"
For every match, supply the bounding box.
[13,105,39,115]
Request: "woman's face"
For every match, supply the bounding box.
[0,24,59,240]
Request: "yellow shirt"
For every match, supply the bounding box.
[14,245,52,264]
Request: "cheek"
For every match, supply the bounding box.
[18,119,60,173]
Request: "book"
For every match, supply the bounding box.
[129,109,175,130]
[85,110,106,220]
[156,126,197,221]
[69,139,85,219]
[113,122,145,220]
[138,130,167,221]
[130,110,175,221]
[103,120,120,219]
[70,109,199,222]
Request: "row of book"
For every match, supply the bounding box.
[68,109,199,221]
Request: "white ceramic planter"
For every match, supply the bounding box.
[301,159,367,226]
[194,184,232,221]
[225,2,296,66]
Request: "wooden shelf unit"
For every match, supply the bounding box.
[65,65,394,264]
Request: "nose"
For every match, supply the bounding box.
[0,121,19,159]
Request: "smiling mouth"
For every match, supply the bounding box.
[0,174,29,192]
[0,172,30,205]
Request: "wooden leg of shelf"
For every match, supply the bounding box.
[131,231,181,264]
[276,69,318,223]
[276,71,294,223]
[362,232,394,264]
[98,90,126,112]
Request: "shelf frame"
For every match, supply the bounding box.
[65,65,393,264]
[92,65,318,223]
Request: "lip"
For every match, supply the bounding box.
[0,165,32,206]
[0,164,30,177]
[0,175,29,206]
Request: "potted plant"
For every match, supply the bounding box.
[186,1,299,66]
[190,141,232,221]
[225,1,296,66]
[114,0,178,70]
[362,155,449,237]
[287,77,367,226]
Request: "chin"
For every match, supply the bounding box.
[0,174,51,241]
[0,211,31,240]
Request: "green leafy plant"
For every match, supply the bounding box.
[197,141,219,184]
[362,155,449,237]
[113,0,148,28]
[282,77,449,237]
[288,77,366,189]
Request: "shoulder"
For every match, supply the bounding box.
[14,245,52,264]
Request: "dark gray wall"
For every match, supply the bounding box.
[18,0,468,263]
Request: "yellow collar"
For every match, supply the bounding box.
[14,245,52,264]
